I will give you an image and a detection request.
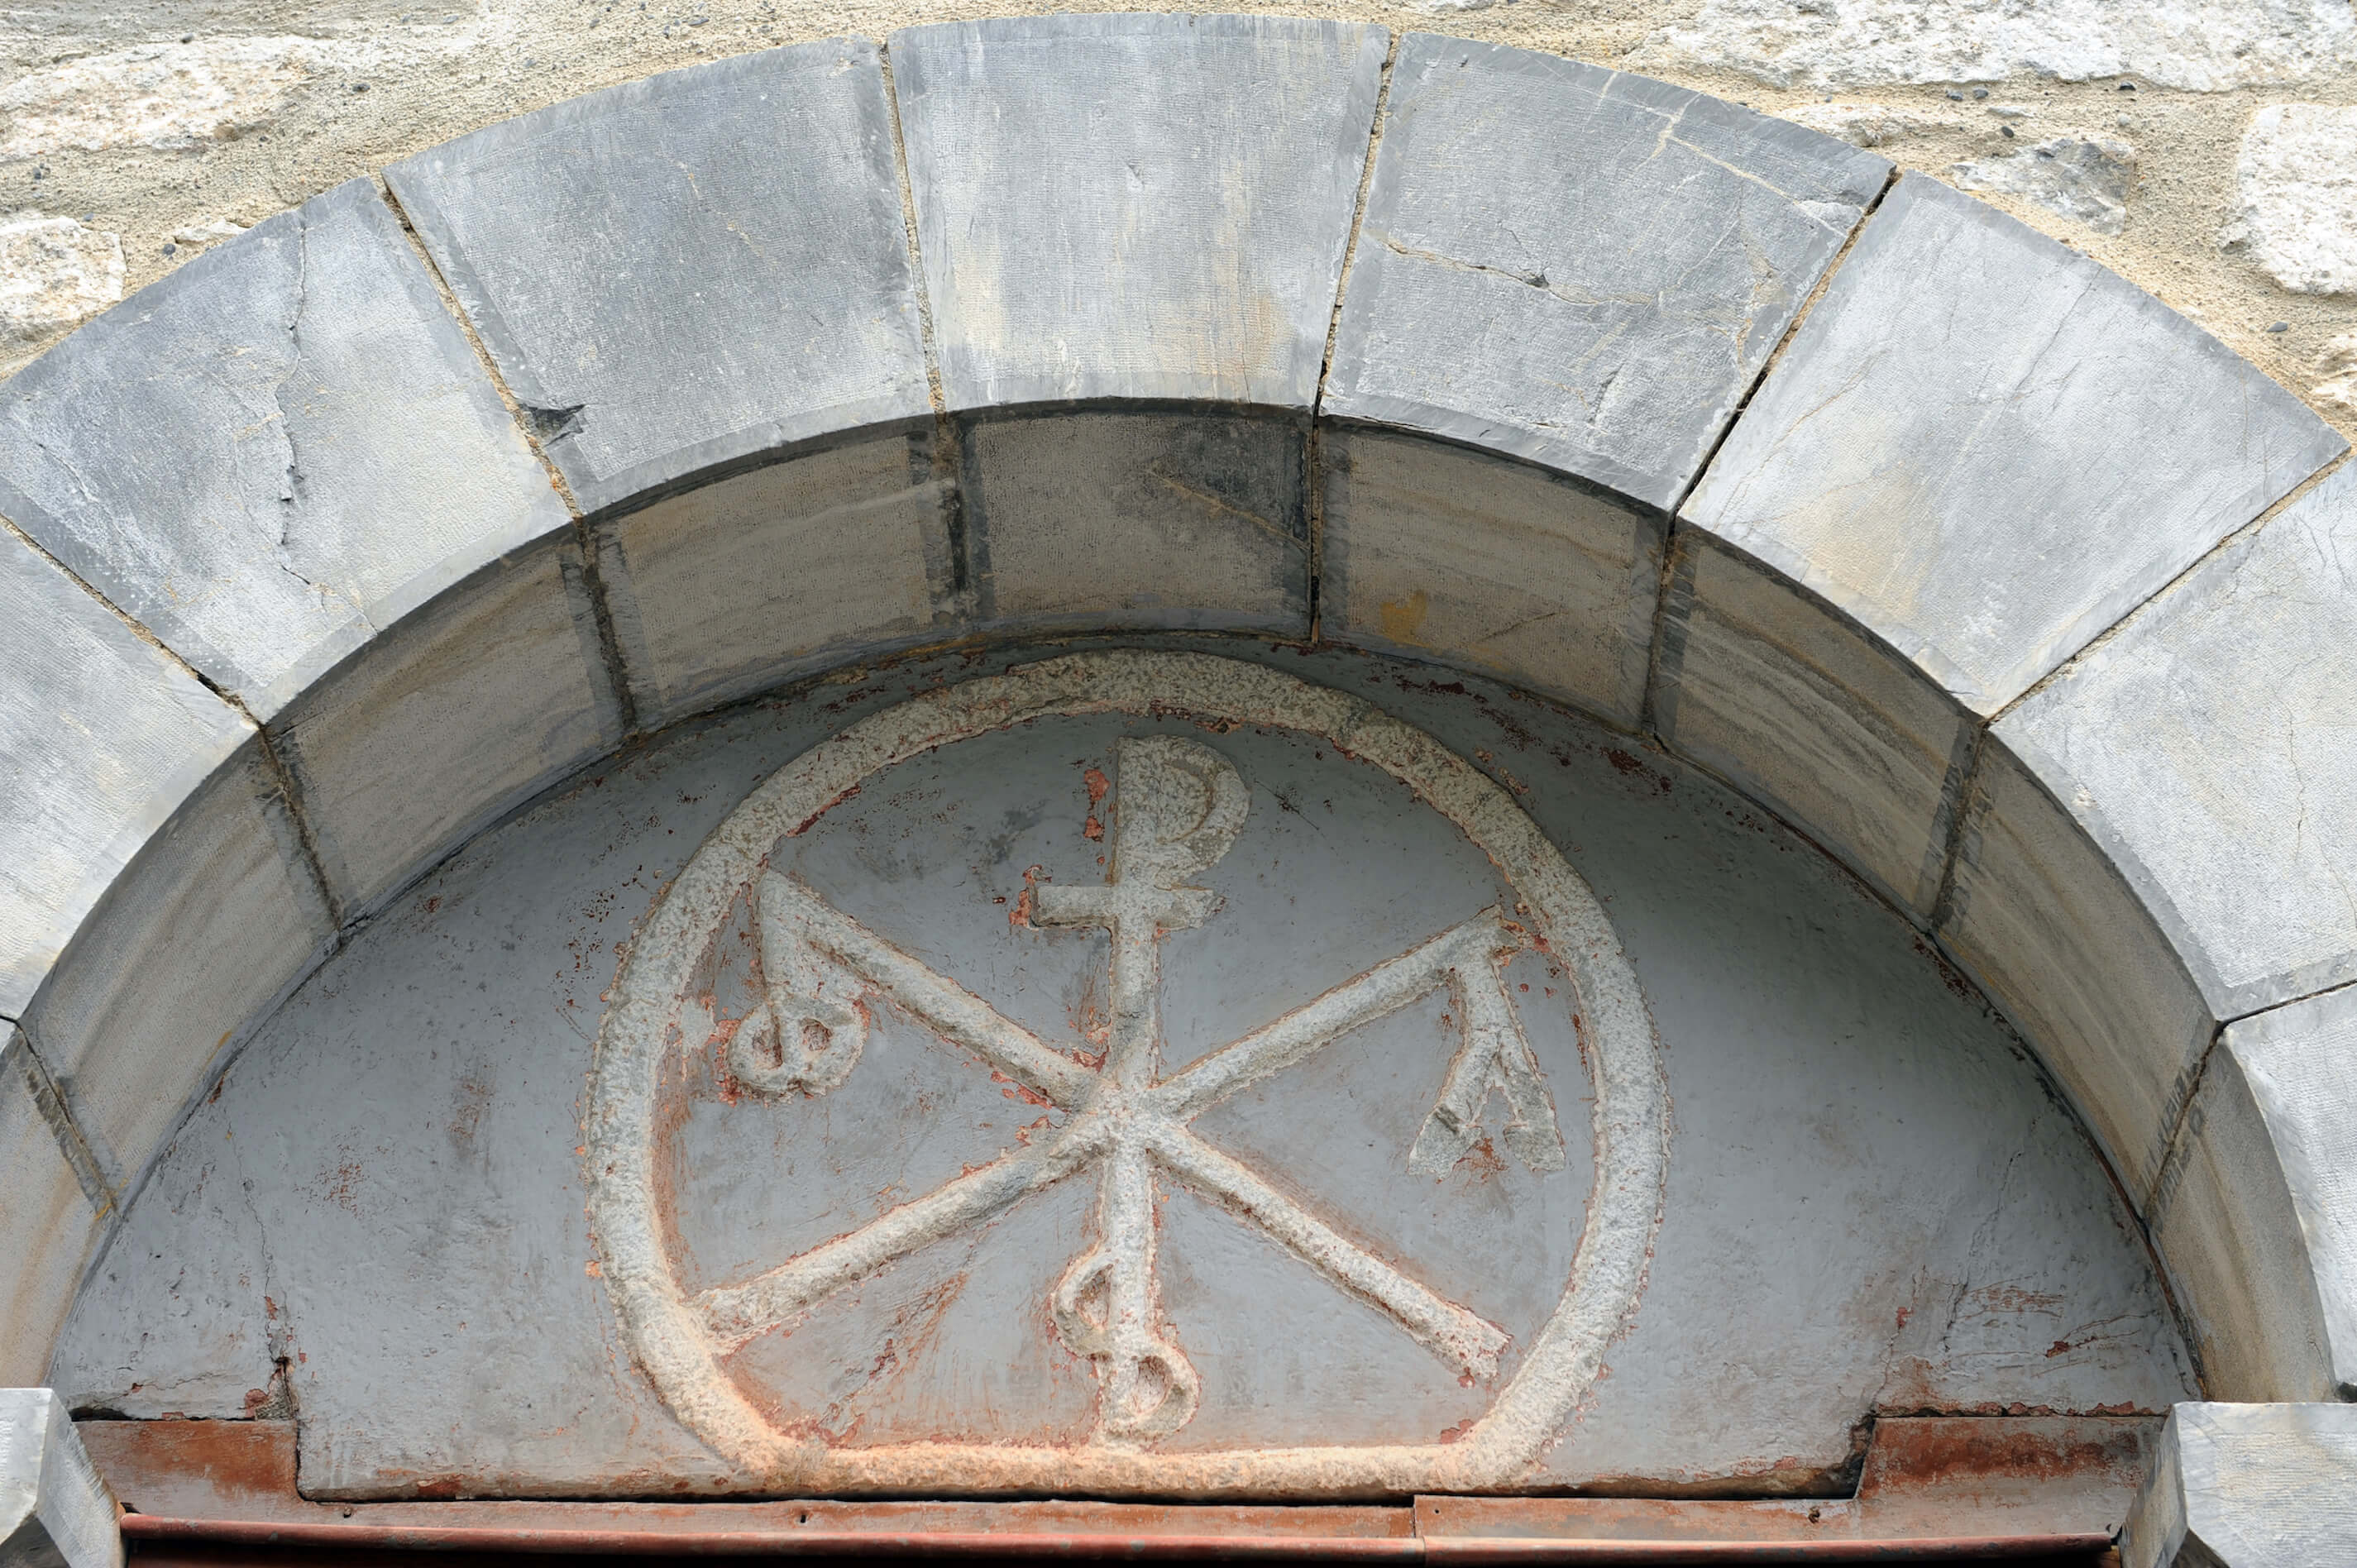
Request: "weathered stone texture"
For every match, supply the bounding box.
[18,743,331,1198]
[0,1387,122,1568]
[2125,1403,2357,1568]
[0,177,570,720]
[1937,742,2213,1202]
[1318,430,1661,726]
[271,542,623,916]
[1685,174,2344,716]
[1327,37,1888,514]
[963,413,1309,636]
[0,36,313,160]
[0,532,251,1020]
[599,438,954,725]
[2222,103,2357,295]
[1637,0,2357,92]
[1996,461,2357,1017]
[0,1036,102,1387]
[892,14,1385,410]
[388,41,930,516]
[1652,535,1968,917]
[0,214,122,356]
[1949,133,2138,236]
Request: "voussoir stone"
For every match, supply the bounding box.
[1327,36,1889,514]
[1685,173,2345,718]
[2125,1403,2357,1568]
[2149,989,2357,1403]
[0,1038,101,1386]
[1996,461,2357,1022]
[388,41,930,517]
[892,14,1386,409]
[0,531,252,1020]
[0,177,570,721]
[0,1387,121,1568]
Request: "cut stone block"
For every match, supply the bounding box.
[598,437,956,726]
[964,413,1309,635]
[1938,740,2214,1203]
[0,1040,103,1388]
[0,177,569,720]
[892,14,1385,410]
[271,542,623,916]
[2151,989,2357,1403]
[388,43,930,518]
[1318,429,1661,728]
[1327,37,1888,514]
[2149,1038,2340,1403]
[1685,174,2345,717]
[2125,1403,2357,1568]
[19,743,332,1195]
[0,1388,120,1568]
[1652,534,1971,916]
[1996,461,2357,1021]
[0,532,253,1020]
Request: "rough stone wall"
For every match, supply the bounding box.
[2,0,2355,437]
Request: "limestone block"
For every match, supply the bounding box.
[1653,535,1970,916]
[600,437,955,725]
[19,743,332,1194]
[965,413,1309,636]
[2222,104,2357,296]
[2166,990,2357,1403]
[0,532,253,1020]
[0,36,313,160]
[1996,462,2357,1021]
[2148,1030,2341,1403]
[2125,1403,2357,1568]
[0,214,122,357]
[0,1388,120,1568]
[271,541,623,916]
[1949,133,2139,237]
[0,178,569,720]
[892,14,1385,410]
[1327,37,1887,514]
[1318,429,1661,727]
[1634,0,2357,93]
[388,42,929,517]
[1939,740,2214,1203]
[1685,174,2343,718]
[0,1039,103,1387]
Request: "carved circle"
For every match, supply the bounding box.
[585,650,1669,1496]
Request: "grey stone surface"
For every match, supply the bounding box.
[58,640,2191,1497]
[964,414,1309,636]
[1318,430,1661,728]
[2125,1403,2357,1568]
[1327,36,1888,514]
[596,437,956,726]
[0,1388,120,1568]
[1939,739,2214,1206]
[271,538,623,916]
[2227,992,2357,1401]
[0,1038,101,1387]
[1996,461,2357,1021]
[20,743,332,1197]
[1653,533,1971,917]
[1685,173,2346,716]
[0,177,569,720]
[0,530,253,1020]
[387,41,930,517]
[892,15,1385,411]
[2149,1037,2341,1403]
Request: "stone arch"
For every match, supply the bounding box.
[1,13,2352,1437]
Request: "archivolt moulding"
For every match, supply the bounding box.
[1,14,2352,1428]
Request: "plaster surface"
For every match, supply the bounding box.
[50,639,2193,1499]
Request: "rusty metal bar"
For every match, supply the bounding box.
[119,1515,2113,1561]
